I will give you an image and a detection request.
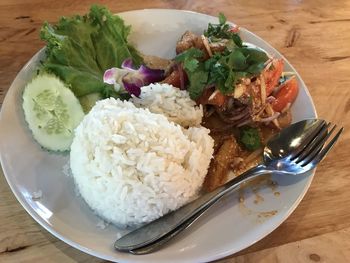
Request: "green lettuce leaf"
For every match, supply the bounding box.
[40,5,143,98]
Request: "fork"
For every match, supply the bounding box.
[115,119,343,254]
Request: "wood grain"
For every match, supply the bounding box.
[222,227,350,263]
[1,0,350,262]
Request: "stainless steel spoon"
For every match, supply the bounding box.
[115,119,343,254]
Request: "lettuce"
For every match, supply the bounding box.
[40,5,143,99]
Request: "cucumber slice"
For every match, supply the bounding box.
[22,74,85,151]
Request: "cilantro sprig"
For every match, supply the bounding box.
[175,48,203,72]
[175,13,269,100]
[239,126,262,151]
[205,48,268,94]
[175,48,208,99]
[204,13,243,48]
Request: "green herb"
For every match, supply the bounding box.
[40,5,143,100]
[175,48,208,99]
[187,67,209,99]
[205,48,268,94]
[204,13,242,48]
[176,14,269,99]
[218,13,226,24]
[239,126,262,151]
[175,45,268,98]
[175,48,203,72]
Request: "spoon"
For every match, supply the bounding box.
[115,119,343,254]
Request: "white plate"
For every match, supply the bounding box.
[0,9,317,263]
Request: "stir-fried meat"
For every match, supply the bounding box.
[209,39,229,54]
[203,136,240,192]
[176,31,209,59]
[176,31,230,58]
[141,54,172,70]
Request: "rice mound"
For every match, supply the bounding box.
[131,83,203,127]
[70,98,214,227]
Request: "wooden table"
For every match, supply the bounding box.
[1,0,350,262]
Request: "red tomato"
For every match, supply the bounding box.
[264,59,284,96]
[272,77,299,112]
[208,91,227,106]
[197,88,227,106]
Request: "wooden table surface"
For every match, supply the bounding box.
[1,0,350,262]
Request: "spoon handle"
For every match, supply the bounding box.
[115,164,269,252]
[130,199,214,255]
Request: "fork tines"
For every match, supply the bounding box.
[291,121,343,167]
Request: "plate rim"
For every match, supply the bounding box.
[0,8,317,263]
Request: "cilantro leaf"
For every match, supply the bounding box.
[175,48,203,72]
[246,63,266,75]
[204,13,243,48]
[231,34,243,49]
[241,48,269,64]
[203,47,268,95]
[187,68,208,99]
[175,48,208,99]
[239,127,262,151]
[218,13,226,24]
[184,59,199,72]
[174,48,203,62]
[228,49,247,70]
[240,48,268,76]
[175,15,269,99]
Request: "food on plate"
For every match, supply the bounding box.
[130,83,203,127]
[203,136,239,191]
[166,16,298,129]
[21,5,301,226]
[103,58,165,97]
[160,13,299,190]
[22,74,84,151]
[70,98,214,226]
[40,5,143,110]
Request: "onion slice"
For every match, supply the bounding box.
[265,103,280,129]
[260,75,266,104]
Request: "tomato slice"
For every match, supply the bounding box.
[264,59,284,96]
[208,90,227,106]
[197,88,227,106]
[272,77,299,112]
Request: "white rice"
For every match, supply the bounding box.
[70,98,214,227]
[131,83,203,127]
